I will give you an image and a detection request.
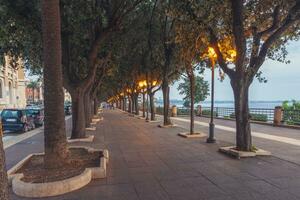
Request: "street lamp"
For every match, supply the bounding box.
[205,46,236,143]
[206,47,217,143]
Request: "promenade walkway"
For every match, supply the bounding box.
[6,109,300,200]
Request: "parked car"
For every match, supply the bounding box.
[64,103,72,115]
[25,107,44,127]
[1,109,35,133]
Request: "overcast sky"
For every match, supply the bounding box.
[156,40,300,101]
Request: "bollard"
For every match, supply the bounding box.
[171,105,177,117]
[197,105,202,116]
[273,106,283,126]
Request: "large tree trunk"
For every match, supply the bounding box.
[232,80,252,151]
[128,98,132,113]
[0,125,9,200]
[84,90,92,127]
[162,81,171,125]
[142,93,145,118]
[70,89,86,139]
[42,0,68,167]
[131,95,135,114]
[123,98,126,111]
[135,94,139,116]
[149,93,155,121]
[189,72,195,134]
[93,98,98,115]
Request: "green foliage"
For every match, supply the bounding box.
[27,80,39,90]
[282,100,300,125]
[178,75,209,108]
[202,110,218,117]
[229,113,268,122]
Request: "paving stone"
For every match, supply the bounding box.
[6,110,300,200]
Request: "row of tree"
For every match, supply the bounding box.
[1,0,300,199]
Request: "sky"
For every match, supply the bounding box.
[156,40,300,101]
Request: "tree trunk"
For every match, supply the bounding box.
[93,98,98,115]
[231,80,252,151]
[128,98,131,113]
[42,0,69,168]
[162,81,171,125]
[135,94,139,116]
[189,72,195,134]
[149,93,155,121]
[0,124,9,200]
[70,89,86,139]
[84,91,92,128]
[123,98,126,111]
[131,96,135,114]
[142,93,145,118]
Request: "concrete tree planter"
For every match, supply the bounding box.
[8,147,109,198]
[158,124,178,128]
[178,132,207,138]
[86,126,96,131]
[146,120,160,123]
[219,146,271,159]
[92,117,103,123]
[67,135,94,143]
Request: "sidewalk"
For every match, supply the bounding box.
[163,115,300,165]
[7,110,300,200]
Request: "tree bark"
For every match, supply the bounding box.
[149,93,155,121]
[135,94,139,116]
[93,98,98,115]
[42,0,69,168]
[131,95,135,114]
[231,80,252,151]
[84,90,92,127]
[70,89,86,139]
[128,98,132,113]
[142,93,145,118]
[123,98,126,111]
[0,124,9,200]
[162,81,171,125]
[189,72,195,134]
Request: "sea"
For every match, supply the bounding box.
[156,99,286,109]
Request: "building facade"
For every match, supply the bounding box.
[25,81,43,104]
[0,56,27,109]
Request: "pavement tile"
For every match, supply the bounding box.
[7,110,300,200]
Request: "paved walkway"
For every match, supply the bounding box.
[6,110,300,200]
[162,115,300,165]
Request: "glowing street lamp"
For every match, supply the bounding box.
[205,46,236,144]
[206,47,217,144]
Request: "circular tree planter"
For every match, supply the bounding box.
[8,147,109,198]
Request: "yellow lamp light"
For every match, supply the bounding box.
[226,49,237,62]
[207,47,217,59]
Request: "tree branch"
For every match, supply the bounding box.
[251,1,300,76]
[230,0,246,72]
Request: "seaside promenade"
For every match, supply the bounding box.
[5,109,300,200]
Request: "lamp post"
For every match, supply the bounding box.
[206,47,217,143]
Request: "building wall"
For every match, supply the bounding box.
[0,56,26,109]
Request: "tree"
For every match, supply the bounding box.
[0,124,8,200]
[42,0,69,167]
[174,0,300,151]
[178,76,209,108]
[178,75,209,134]
[27,80,39,103]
